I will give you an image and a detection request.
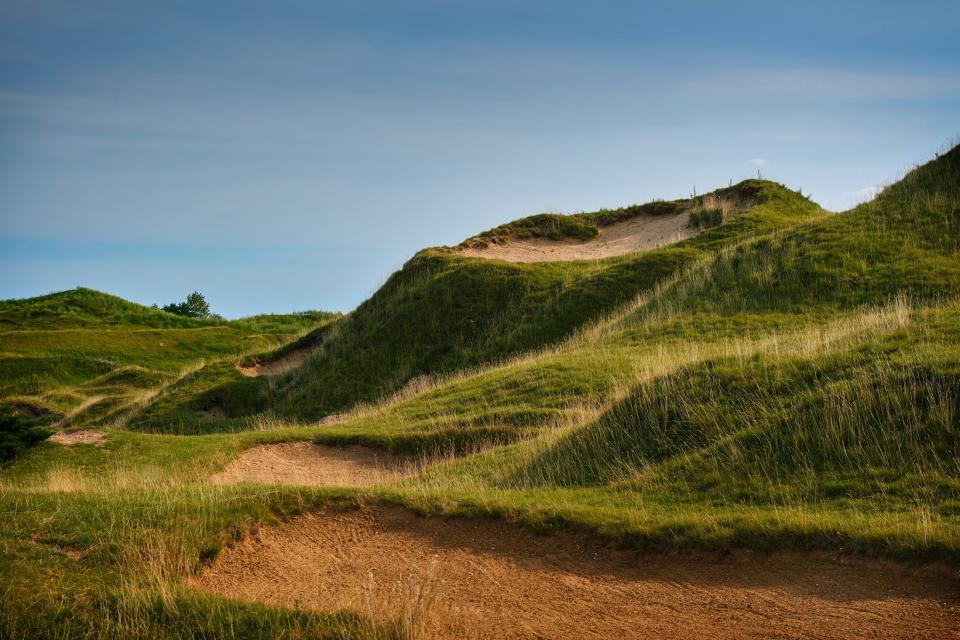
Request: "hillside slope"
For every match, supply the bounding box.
[300,143,960,556]
[0,289,337,426]
[143,143,960,429]
[176,180,824,425]
[624,144,960,322]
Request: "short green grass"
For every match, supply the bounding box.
[1,144,959,639]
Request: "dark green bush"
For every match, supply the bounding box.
[0,414,52,463]
[162,292,212,319]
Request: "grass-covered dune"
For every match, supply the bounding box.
[180,179,824,424]
[2,144,960,639]
[0,288,338,427]
[632,144,960,319]
[155,144,959,428]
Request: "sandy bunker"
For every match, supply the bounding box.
[192,505,960,640]
[210,442,416,487]
[236,346,312,377]
[455,211,697,263]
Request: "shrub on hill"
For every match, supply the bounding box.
[0,414,52,463]
[162,292,212,319]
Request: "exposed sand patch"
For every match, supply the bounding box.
[193,505,960,640]
[48,429,106,446]
[456,212,697,263]
[237,347,312,377]
[210,442,415,487]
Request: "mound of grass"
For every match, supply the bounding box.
[465,212,601,247]
[264,246,702,419]
[0,288,210,330]
[192,181,817,423]
[688,206,723,229]
[0,287,339,333]
[515,351,959,493]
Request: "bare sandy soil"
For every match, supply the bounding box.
[456,212,697,263]
[48,429,106,446]
[192,505,960,640]
[210,442,416,487]
[236,347,312,377]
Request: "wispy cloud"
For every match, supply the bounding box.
[677,69,960,101]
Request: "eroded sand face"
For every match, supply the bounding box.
[236,347,313,377]
[210,442,415,487]
[455,212,697,263]
[192,505,960,640]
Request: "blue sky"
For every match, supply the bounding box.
[1,1,958,317]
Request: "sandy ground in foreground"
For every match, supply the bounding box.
[192,505,960,640]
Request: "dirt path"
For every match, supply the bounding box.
[210,442,416,487]
[192,505,960,640]
[456,212,697,263]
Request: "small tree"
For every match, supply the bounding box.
[162,291,211,318]
[182,291,210,318]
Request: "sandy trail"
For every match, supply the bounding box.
[210,442,416,487]
[456,212,697,263]
[193,505,960,640]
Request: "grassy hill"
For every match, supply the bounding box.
[631,147,960,320]
[0,288,209,330]
[144,179,824,430]
[1,144,959,639]
[0,288,338,427]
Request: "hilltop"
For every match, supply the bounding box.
[0,287,211,330]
